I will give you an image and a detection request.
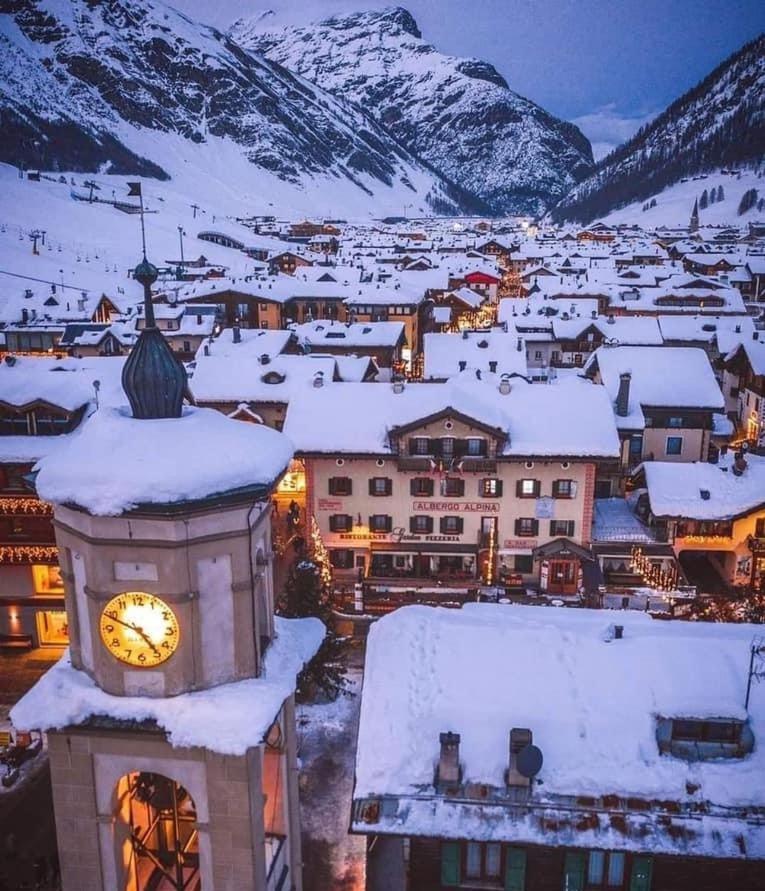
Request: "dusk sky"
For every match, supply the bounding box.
[176,0,765,159]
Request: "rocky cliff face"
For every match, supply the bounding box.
[0,0,483,214]
[231,7,594,215]
[551,34,765,223]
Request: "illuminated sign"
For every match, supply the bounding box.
[412,501,499,513]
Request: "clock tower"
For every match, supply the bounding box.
[12,253,321,891]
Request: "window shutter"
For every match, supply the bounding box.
[495,480,504,497]
[515,480,523,497]
[440,841,460,887]
[531,519,539,536]
[410,479,418,496]
[440,517,448,535]
[456,517,464,534]
[514,518,521,536]
[409,517,418,534]
[385,478,392,496]
[563,851,586,891]
[629,856,653,891]
[504,847,526,891]
[570,480,578,498]
[408,437,418,455]
[426,516,434,533]
[456,479,465,496]
[533,480,541,497]
[368,478,375,496]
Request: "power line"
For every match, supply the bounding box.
[0,268,91,293]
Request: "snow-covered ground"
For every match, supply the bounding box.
[597,167,765,228]
[297,669,365,891]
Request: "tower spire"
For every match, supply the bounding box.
[121,224,186,419]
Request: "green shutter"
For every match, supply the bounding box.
[505,847,526,891]
[630,856,653,891]
[563,852,586,891]
[441,841,460,887]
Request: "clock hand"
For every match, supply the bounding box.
[106,612,161,654]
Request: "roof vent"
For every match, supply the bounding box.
[700,489,711,500]
[260,353,270,365]
[477,339,489,349]
[313,371,324,388]
[392,378,405,394]
[499,374,511,395]
[507,728,543,789]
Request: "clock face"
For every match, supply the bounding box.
[99,592,180,667]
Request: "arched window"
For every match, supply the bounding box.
[114,771,200,890]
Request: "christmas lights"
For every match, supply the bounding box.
[0,545,58,564]
[308,516,333,591]
[0,497,53,515]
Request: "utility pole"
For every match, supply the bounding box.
[85,180,96,203]
[745,637,765,711]
[29,230,40,255]
[178,226,185,266]
[191,203,199,219]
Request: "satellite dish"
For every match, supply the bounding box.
[517,744,543,778]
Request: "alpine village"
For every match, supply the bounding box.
[0,3,764,891]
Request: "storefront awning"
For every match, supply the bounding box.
[370,542,477,554]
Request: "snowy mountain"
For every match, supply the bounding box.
[0,0,484,216]
[230,7,594,216]
[551,34,765,223]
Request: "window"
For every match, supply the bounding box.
[481,478,503,497]
[672,719,742,743]
[587,850,626,887]
[515,555,533,573]
[410,515,433,534]
[328,477,352,496]
[465,437,487,457]
[329,549,353,569]
[516,479,540,498]
[369,514,392,533]
[515,518,539,537]
[440,516,464,535]
[328,514,352,532]
[439,437,456,459]
[550,519,575,537]
[667,416,684,428]
[443,477,465,497]
[464,842,502,881]
[410,477,434,496]
[183,341,191,353]
[534,350,542,360]
[755,518,765,537]
[369,477,392,496]
[409,436,431,456]
[552,479,576,499]
[666,436,683,456]
[629,434,643,457]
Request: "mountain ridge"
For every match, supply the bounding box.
[230,5,595,215]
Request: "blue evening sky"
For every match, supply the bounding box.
[176,0,765,158]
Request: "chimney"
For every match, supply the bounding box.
[437,732,461,788]
[458,360,467,371]
[203,344,209,356]
[313,371,324,388]
[733,451,748,476]
[489,360,498,373]
[607,314,615,324]
[233,324,241,344]
[507,728,533,788]
[499,374,511,395]
[392,378,405,394]
[614,624,624,640]
[516,337,523,352]
[260,353,270,365]
[616,372,631,417]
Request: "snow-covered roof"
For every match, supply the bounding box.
[551,315,663,345]
[725,337,765,377]
[195,327,293,360]
[423,331,526,380]
[11,617,323,756]
[588,346,724,418]
[284,376,620,458]
[190,354,337,403]
[291,319,405,348]
[34,405,293,515]
[0,356,126,411]
[644,454,765,520]
[353,604,765,856]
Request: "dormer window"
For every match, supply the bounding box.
[656,717,753,760]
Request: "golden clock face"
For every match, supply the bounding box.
[99,592,180,667]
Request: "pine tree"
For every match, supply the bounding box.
[738,188,758,215]
[709,186,717,203]
[283,558,348,701]
[717,184,725,201]
[699,188,709,209]
[650,198,657,208]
